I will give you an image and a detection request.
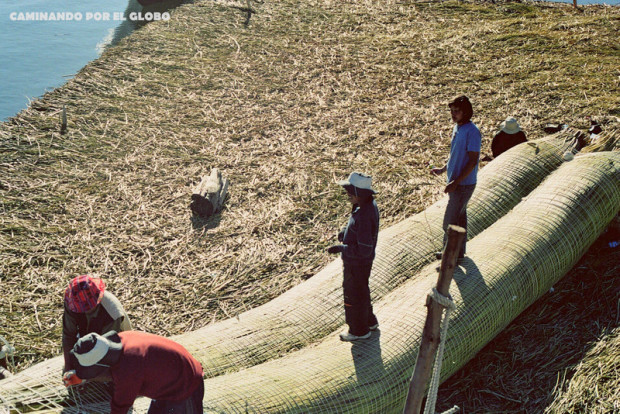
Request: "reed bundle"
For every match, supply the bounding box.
[172,151,619,413]
[1,0,619,411]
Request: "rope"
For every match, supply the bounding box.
[423,288,458,414]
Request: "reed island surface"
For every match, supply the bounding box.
[0,0,618,412]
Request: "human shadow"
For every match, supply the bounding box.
[451,257,490,307]
[190,212,222,231]
[350,330,386,386]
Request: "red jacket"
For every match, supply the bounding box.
[110,331,203,414]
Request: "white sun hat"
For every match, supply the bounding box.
[71,331,122,379]
[500,117,522,134]
[336,172,377,194]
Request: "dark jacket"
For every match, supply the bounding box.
[340,199,380,265]
[491,130,527,158]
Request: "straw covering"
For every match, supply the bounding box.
[1,135,618,413]
[188,151,620,413]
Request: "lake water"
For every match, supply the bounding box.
[0,0,617,121]
[0,0,151,121]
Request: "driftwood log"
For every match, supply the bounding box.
[190,168,229,218]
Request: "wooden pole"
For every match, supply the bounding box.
[60,105,67,135]
[403,224,466,414]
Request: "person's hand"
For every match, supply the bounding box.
[63,370,83,387]
[430,167,444,176]
[327,245,344,254]
[337,230,345,242]
[444,181,458,193]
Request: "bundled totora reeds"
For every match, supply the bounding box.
[1,138,618,413]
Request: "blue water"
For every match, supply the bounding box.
[0,0,144,121]
[0,0,617,121]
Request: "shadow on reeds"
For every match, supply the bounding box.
[108,0,193,47]
[350,330,385,385]
[190,212,222,231]
[452,257,489,304]
[436,238,620,413]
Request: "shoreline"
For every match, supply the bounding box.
[2,0,617,123]
[0,0,182,122]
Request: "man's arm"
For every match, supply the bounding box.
[110,315,133,333]
[101,291,132,332]
[444,151,479,193]
[61,309,79,372]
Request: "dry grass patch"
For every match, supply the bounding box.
[0,0,618,410]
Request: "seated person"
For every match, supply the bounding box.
[62,275,131,373]
[491,117,527,158]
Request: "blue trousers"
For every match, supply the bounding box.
[442,184,476,258]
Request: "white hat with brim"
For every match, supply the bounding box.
[336,172,377,194]
[71,331,122,379]
[500,117,521,134]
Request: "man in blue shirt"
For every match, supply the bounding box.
[431,96,481,259]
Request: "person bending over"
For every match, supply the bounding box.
[69,330,204,414]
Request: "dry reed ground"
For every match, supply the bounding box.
[0,0,618,411]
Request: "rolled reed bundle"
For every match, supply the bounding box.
[0,132,577,413]
[170,151,618,414]
[174,133,577,378]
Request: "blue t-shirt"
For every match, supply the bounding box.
[446,121,481,185]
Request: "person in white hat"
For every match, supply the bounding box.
[67,331,204,414]
[491,116,527,158]
[327,172,380,341]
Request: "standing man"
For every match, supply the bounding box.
[431,96,481,260]
[69,330,204,414]
[62,275,132,373]
[327,172,380,342]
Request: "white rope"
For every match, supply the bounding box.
[423,288,459,414]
